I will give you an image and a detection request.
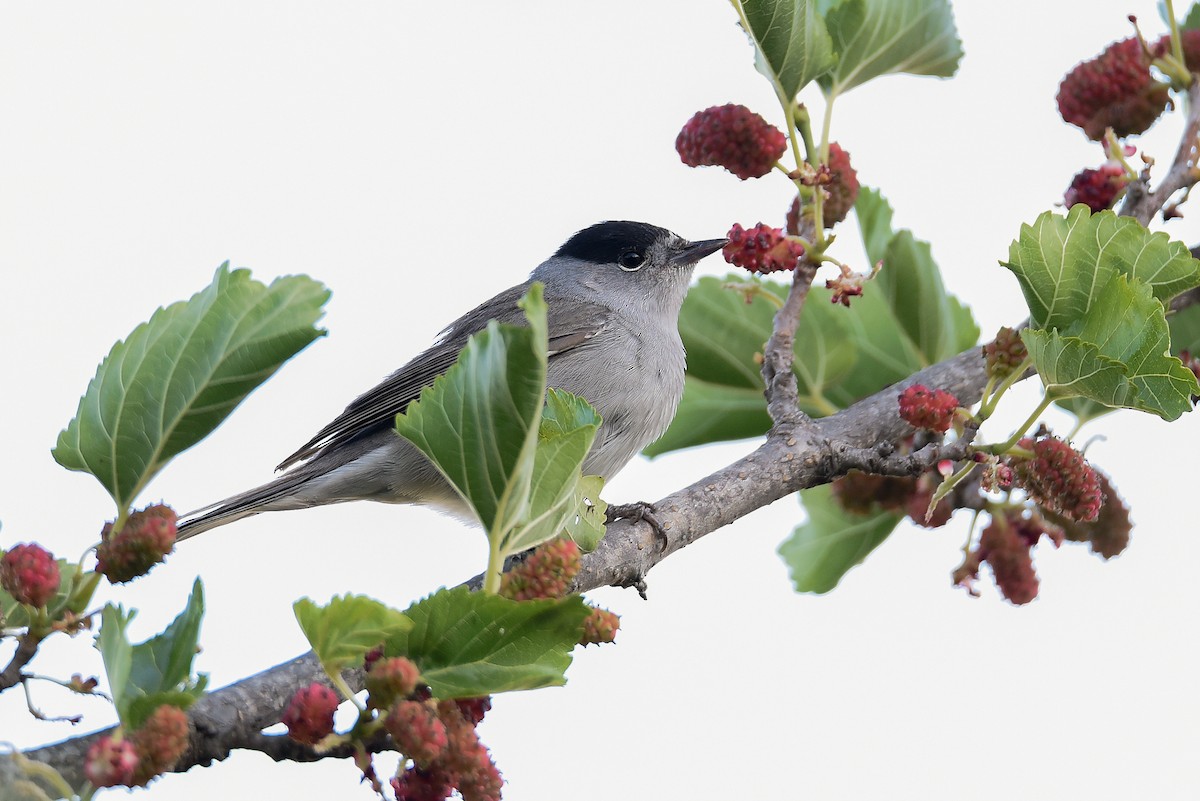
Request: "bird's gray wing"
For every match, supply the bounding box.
[275,283,610,470]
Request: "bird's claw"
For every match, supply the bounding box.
[607,501,669,553]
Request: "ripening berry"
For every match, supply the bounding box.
[723,223,806,274]
[500,537,580,600]
[978,515,1040,605]
[1012,436,1104,523]
[386,700,449,767]
[822,142,859,225]
[129,704,190,785]
[1063,163,1127,212]
[830,471,918,515]
[455,696,492,726]
[980,460,1016,493]
[391,767,455,801]
[84,736,140,788]
[786,142,860,231]
[897,384,960,433]
[366,656,422,710]
[457,756,503,801]
[579,606,620,646]
[983,327,1028,379]
[1057,37,1170,139]
[0,542,60,608]
[282,682,339,745]
[437,700,504,801]
[675,104,787,180]
[96,504,177,584]
[1047,471,1132,559]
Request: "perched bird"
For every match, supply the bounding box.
[177,221,725,540]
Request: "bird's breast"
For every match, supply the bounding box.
[545,317,686,480]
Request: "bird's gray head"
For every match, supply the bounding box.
[531,221,726,316]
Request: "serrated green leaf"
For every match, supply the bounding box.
[294,594,413,679]
[738,0,837,102]
[96,579,207,727]
[819,0,963,96]
[383,586,590,698]
[502,389,601,557]
[53,265,329,510]
[779,484,901,593]
[396,285,548,544]
[1004,207,1200,331]
[1023,275,1198,421]
[1022,329,1135,408]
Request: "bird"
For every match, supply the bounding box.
[176,221,726,540]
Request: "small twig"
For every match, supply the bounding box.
[0,633,43,693]
[761,216,821,427]
[761,262,818,426]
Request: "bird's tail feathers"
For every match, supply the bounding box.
[176,466,324,541]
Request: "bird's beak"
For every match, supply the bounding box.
[670,238,728,267]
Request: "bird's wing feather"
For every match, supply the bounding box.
[276,282,610,470]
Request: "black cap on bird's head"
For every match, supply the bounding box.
[555,220,726,272]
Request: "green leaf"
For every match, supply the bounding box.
[96,578,208,727]
[738,0,837,102]
[1169,303,1200,354]
[564,474,607,552]
[1003,207,1200,331]
[502,389,602,556]
[396,285,548,543]
[779,484,901,593]
[855,184,895,266]
[53,265,329,510]
[875,230,979,363]
[819,0,963,96]
[1182,2,1200,30]
[383,586,590,698]
[1023,277,1198,420]
[294,594,413,679]
[1022,330,1134,409]
[644,377,773,457]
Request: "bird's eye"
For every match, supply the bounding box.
[618,250,645,271]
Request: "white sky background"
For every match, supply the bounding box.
[2,2,1198,799]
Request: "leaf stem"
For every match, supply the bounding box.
[483,537,503,595]
[329,672,366,713]
[977,356,1033,420]
[986,393,1054,455]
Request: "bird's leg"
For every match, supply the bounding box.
[606,501,669,553]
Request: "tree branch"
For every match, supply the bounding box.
[2,336,996,793]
